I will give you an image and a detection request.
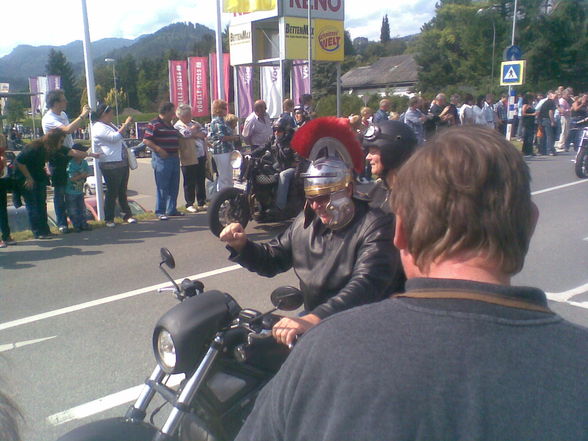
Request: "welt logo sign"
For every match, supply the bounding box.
[318,27,341,52]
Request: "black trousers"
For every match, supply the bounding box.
[0,180,10,240]
[182,156,207,207]
[101,165,132,222]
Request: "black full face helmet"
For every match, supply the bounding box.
[273,116,295,144]
[362,120,417,176]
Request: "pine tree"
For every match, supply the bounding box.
[380,15,391,44]
[45,49,81,115]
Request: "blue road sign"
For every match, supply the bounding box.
[503,45,523,61]
[500,60,526,86]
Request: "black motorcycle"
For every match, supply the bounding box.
[58,248,303,441]
[207,150,306,237]
[573,123,588,179]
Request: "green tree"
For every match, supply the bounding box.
[5,97,26,125]
[315,93,364,117]
[380,15,391,44]
[116,55,139,108]
[46,49,81,115]
[344,31,355,56]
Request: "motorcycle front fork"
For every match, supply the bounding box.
[125,334,224,440]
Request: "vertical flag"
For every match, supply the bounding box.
[47,75,61,91]
[209,53,231,102]
[261,65,282,118]
[168,60,189,107]
[223,0,276,13]
[237,66,253,118]
[37,76,48,112]
[188,57,210,117]
[29,77,40,115]
[291,61,310,103]
[0,83,9,116]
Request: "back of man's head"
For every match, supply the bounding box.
[392,126,535,276]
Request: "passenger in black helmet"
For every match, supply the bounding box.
[363,120,417,212]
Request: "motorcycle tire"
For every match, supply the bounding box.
[56,417,168,441]
[575,147,588,179]
[208,187,251,237]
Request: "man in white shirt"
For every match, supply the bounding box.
[242,100,273,148]
[41,89,90,233]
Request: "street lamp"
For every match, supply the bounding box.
[477,8,496,90]
[104,58,119,126]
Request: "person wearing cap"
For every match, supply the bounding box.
[293,105,309,128]
[93,103,136,227]
[220,117,404,346]
[65,144,91,232]
[363,120,418,213]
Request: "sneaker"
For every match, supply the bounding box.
[198,203,208,210]
[159,215,169,221]
[106,222,116,228]
[186,206,198,213]
[59,226,71,234]
[0,240,6,248]
[127,217,137,224]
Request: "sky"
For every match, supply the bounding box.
[0,0,437,58]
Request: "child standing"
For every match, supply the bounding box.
[66,144,91,232]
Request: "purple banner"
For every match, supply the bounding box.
[291,60,310,103]
[237,66,253,118]
[29,77,40,114]
[47,75,61,91]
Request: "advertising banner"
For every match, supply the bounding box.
[223,0,276,13]
[47,75,61,91]
[188,57,210,117]
[229,23,253,65]
[283,17,343,61]
[29,77,40,114]
[237,66,254,118]
[283,0,344,20]
[37,76,48,112]
[210,53,231,102]
[168,60,189,107]
[260,65,282,118]
[291,60,310,101]
[0,83,9,116]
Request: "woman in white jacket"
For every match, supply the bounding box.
[92,104,136,227]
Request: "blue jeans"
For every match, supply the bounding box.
[276,168,295,210]
[23,183,51,237]
[541,118,556,155]
[53,185,68,228]
[65,193,87,229]
[152,154,180,215]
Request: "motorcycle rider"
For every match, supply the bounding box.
[364,120,418,212]
[251,116,300,217]
[220,117,404,346]
[293,105,309,128]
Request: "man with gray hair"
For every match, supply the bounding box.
[174,104,208,212]
[373,98,391,123]
[242,100,273,149]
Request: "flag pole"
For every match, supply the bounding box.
[80,0,104,221]
[216,0,225,101]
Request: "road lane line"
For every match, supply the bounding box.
[546,282,588,303]
[531,179,588,196]
[47,374,184,426]
[0,336,57,352]
[0,264,242,331]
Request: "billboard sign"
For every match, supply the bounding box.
[229,23,254,65]
[283,17,343,61]
[283,0,344,20]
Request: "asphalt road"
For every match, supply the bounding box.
[1,152,587,441]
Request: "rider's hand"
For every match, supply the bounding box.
[272,314,321,347]
[219,223,248,252]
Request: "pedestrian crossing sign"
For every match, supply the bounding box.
[500,60,526,86]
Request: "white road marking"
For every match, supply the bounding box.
[583,236,588,241]
[47,374,184,426]
[546,282,588,303]
[0,264,242,332]
[0,336,57,353]
[531,179,588,196]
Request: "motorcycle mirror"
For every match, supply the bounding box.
[160,247,176,269]
[270,286,304,311]
[230,150,242,169]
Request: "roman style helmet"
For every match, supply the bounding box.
[291,117,364,230]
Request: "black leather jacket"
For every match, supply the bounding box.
[228,199,405,319]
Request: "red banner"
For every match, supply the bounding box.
[209,53,231,102]
[168,60,189,107]
[188,57,210,118]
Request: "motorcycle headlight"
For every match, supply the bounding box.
[156,329,176,372]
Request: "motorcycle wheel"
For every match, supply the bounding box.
[575,147,588,179]
[56,417,166,441]
[208,187,251,237]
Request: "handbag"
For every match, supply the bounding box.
[125,142,138,170]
